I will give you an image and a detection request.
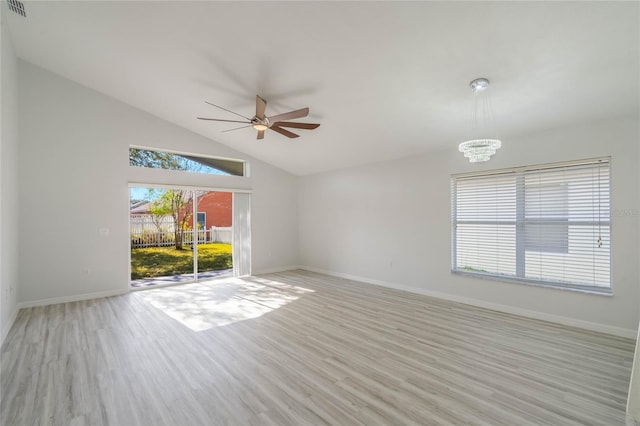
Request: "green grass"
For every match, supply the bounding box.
[131,243,232,280]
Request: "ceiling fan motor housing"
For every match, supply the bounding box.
[198,95,318,139]
[251,116,270,131]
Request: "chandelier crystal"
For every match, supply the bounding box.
[459,78,501,163]
[459,139,501,163]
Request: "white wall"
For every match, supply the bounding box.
[1,11,20,341]
[17,60,298,304]
[10,56,640,337]
[627,132,640,424]
[299,117,640,336]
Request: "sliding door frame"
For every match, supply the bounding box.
[128,182,252,290]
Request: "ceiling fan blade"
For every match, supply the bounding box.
[204,101,252,121]
[272,121,320,130]
[267,107,309,123]
[270,125,299,139]
[222,125,253,133]
[197,117,251,124]
[256,95,267,120]
[257,130,265,140]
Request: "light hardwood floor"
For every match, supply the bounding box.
[1,270,636,425]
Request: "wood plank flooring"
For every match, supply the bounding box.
[1,270,636,425]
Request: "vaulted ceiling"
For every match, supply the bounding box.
[4,1,638,175]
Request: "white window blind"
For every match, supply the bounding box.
[232,192,252,277]
[451,158,611,292]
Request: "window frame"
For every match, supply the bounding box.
[197,211,206,229]
[129,146,247,177]
[451,157,612,295]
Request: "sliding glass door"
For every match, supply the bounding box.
[129,186,239,288]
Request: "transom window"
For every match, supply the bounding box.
[129,147,246,177]
[451,158,611,293]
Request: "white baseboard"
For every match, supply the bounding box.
[299,266,638,339]
[18,288,129,310]
[6,269,635,340]
[1,305,19,345]
[254,265,302,275]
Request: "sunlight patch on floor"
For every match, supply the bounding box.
[135,276,314,331]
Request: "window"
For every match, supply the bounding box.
[451,158,611,293]
[197,212,206,229]
[129,147,246,176]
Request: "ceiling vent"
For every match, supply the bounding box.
[7,0,26,17]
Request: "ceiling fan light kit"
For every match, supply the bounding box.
[198,95,320,140]
[459,78,502,163]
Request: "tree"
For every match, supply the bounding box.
[129,148,183,170]
[130,149,213,250]
[149,189,193,250]
[143,189,167,241]
[129,148,208,173]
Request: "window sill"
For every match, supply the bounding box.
[451,270,613,296]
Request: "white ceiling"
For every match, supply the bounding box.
[4,1,638,176]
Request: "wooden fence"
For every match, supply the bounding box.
[130,214,232,248]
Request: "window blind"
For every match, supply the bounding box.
[451,158,611,292]
[232,192,252,277]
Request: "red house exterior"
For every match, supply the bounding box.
[194,191,232,228]
[132,191,232,229]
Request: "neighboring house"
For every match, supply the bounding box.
[130,192,232,246]
[131,192,232,229]
[129,201,152,215]
[192,191,232,228]
[177,191,232,229]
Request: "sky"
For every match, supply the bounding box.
[129,150,230,202]
[130,187,155,202]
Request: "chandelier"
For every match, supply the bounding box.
[459,78,502,163]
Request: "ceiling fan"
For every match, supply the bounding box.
[197,95,320,140]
